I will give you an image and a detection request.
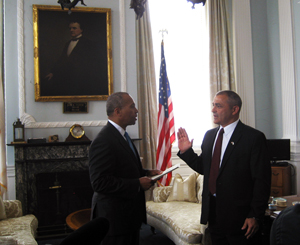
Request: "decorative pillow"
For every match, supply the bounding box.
[0,195,7,220]
[166,173,198,203]
[153,186,172,202]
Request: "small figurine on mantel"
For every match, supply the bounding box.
[49,135,59,143]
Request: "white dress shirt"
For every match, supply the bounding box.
[67,34,82,56]
[108,120,126,140]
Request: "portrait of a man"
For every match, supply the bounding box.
[33,6,112,101]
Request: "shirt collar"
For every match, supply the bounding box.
[221,119,239,135]
[108,119,126,137]
[74,34,82,39]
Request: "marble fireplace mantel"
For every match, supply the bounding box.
[8,141,92,222]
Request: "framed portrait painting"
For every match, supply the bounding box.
[33,5,113,102]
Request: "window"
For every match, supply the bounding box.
[149,0,211,147]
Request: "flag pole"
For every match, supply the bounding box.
[156,30,175,187]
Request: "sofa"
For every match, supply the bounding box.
[0,197,38,245]
[146,172,211,245]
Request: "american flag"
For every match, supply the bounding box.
[156,40,175,186]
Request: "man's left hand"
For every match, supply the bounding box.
[241,218,259,239]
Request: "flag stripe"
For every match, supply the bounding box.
[156,40,175,186]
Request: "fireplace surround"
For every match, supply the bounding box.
[9,141,93,235]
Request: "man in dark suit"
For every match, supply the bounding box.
[44,20,107,96]
[89,92,161,245]
[177,90,271,245]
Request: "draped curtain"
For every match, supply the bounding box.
[134,0,235,172]
[208,0,235,110]
[136,2,157,171]
[0,0,7,199]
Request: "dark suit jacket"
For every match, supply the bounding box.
[178,121,271,234]
[89,122,148,236]
[43,36,107,96]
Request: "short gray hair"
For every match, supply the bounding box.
[216,90,242,110]
[106,92,129,116]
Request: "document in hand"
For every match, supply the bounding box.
[151,163,180,181]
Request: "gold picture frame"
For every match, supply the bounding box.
[33,5,113,102]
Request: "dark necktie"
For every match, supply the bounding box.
[209,128,224,195]
[124,132,137,158]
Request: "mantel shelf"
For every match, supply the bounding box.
[15,157,89,164]
[8,138,141,147]
[7,141,92,147]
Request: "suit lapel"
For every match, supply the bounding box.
[218,121,244,174]
[107,122,140,163]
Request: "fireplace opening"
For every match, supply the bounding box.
[36,170,93,229]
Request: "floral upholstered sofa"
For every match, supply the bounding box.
[0,197,38,245]
[146,173,211,245]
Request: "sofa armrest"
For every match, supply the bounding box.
[4,200,23,218]
[153,186,172,202]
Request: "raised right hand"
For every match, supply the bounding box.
[177,127,193,154]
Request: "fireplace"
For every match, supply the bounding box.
[9,141,93,237]
[36,170,93,227]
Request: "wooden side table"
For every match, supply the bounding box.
[270,165,291,197]
[66,208,91,230]
[265,195,300,219]
[263,195,300,244]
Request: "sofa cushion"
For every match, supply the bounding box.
[0,214,38,245]
[167,173,198,203]
[147,201,203,244]
[0,196,7,220]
